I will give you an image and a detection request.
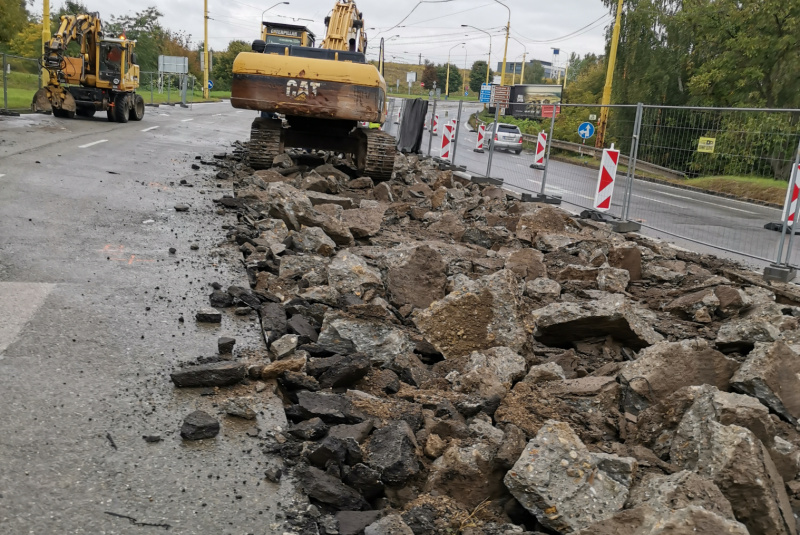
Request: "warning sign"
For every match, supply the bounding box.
[698,137,716,153]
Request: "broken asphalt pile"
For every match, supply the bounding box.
[172,147,800,535]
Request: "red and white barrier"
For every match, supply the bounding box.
[475,124,486,152]
[534,132,548,166]
[432,114,439,136]
[440,124,453,162]
[593,144,620,212]
[783,164,800,226]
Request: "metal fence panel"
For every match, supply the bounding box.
[629,105,800,264]
[1,54,41,112]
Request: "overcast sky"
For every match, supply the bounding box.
[33,0,611,67]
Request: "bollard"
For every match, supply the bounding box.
[485,106,500,178]
[474,124,486,153]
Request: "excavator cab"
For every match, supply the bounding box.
[99,42,123,81]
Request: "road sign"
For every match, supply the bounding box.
[406,71,417,83]
[593,145,620,212]
[207,80,214,89]
[534,132,548,166]
[479,83,492,103]
[698,137,716,153]
[464,91,468,97]
[589,114,597,121]
[492,75,502,85]
[490,85,510,107]
[578,122,595,139]
[159,55,188,74]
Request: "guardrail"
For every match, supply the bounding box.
[521,134,687,181]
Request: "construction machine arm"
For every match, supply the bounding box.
[321,0,366,52]
[42,13,102,79]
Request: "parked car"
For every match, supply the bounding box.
[487,122,523,154]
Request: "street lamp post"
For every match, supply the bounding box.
[509,36,527,85]
[461,25,492,86]
[493,0,511,86]
[445,42,465,97]
[261,2,290,29]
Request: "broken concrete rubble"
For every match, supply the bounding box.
[182,148,800,533]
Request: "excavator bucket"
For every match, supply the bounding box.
[31,88,53,113]
[31,86,77,114]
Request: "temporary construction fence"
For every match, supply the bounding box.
[1,54,41,113]
[140,71,197,107]
[387,96,800,274]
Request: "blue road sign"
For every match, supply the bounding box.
[578,122,595,139]
[208,80,214,89]
[464,91,468,97]
[479,83,491,103]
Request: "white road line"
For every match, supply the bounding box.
[236,110,244,113]
[213,113,224,116]
[181,118,194,122]
[0,282,55,358]
[141,126,159,132]
[78,139,108,149]
[0,174,5,178]
[655,190,758,214]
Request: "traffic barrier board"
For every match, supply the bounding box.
[441,124,453,162]
[475,124,486,152]
[593,145,620,212]
[534,132,548,166]
[784,164,800,227]
[432,114,439,136]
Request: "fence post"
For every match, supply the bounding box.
[539,102,558,195]
[451,100,463,165]
[150,72,154,105]
[427,96,437,157]
[621,102,644,220]
[2,54,7,111]
[485,105,500,178]
[167,74,171,105]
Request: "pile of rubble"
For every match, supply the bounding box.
[173,149,800,535]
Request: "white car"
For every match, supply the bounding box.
[487,122,523,154]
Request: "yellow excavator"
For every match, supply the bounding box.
[32,12,145,122]
[230,0,395,180]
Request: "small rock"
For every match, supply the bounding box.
[222,397,257,419]
[170,361,247,387]
[218,336,236,354]
[364,514,414,535]
[180,410,220,440]
[142,435,162,443]
[196,308,222,323]
[270,334,299,359]
[288,417,329,440]
[174,203,190,212]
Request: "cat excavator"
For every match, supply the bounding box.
[230,0,396,180]
[32,12,145,122]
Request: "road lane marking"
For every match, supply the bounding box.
[141,126,159,132]
[236,111,244,113]
[655,190,757,214]
[181,118,194,122]
[79,139,108,148]
[0,174,5,178]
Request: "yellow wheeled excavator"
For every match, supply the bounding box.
[230,0,396,180]
[32,12,145,122]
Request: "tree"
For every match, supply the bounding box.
[211,40,250,91]
[8,22,43,59]
[0,0,28,44]
[565,53,599,85]
[468,60,491,92]
[435,63,462,95]
[522,61,545,84]
[420,60,437,90]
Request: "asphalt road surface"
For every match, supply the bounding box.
[0,103,297,534]
[386,98,796,270]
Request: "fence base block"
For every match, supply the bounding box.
[521,193,562,205]
[455,171,503,186]
[0,110,21,116]
[473,148,485,153]
[764,264,797,283]
[612,220,642,233]
[529,164,545,170]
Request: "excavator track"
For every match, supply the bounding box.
[248,117,283,169]
[357,129,397,182]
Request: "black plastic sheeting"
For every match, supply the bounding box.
[395,99,429,154]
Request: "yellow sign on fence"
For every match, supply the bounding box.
[698,137,716,153]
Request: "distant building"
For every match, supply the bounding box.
[496,59,565,80]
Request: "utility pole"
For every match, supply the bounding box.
[203,0,209,99]
[500,19,509,85]
[519,53,526,84]
[41,0,50,88]
[596,0,624,148]
[419,53,422,65]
